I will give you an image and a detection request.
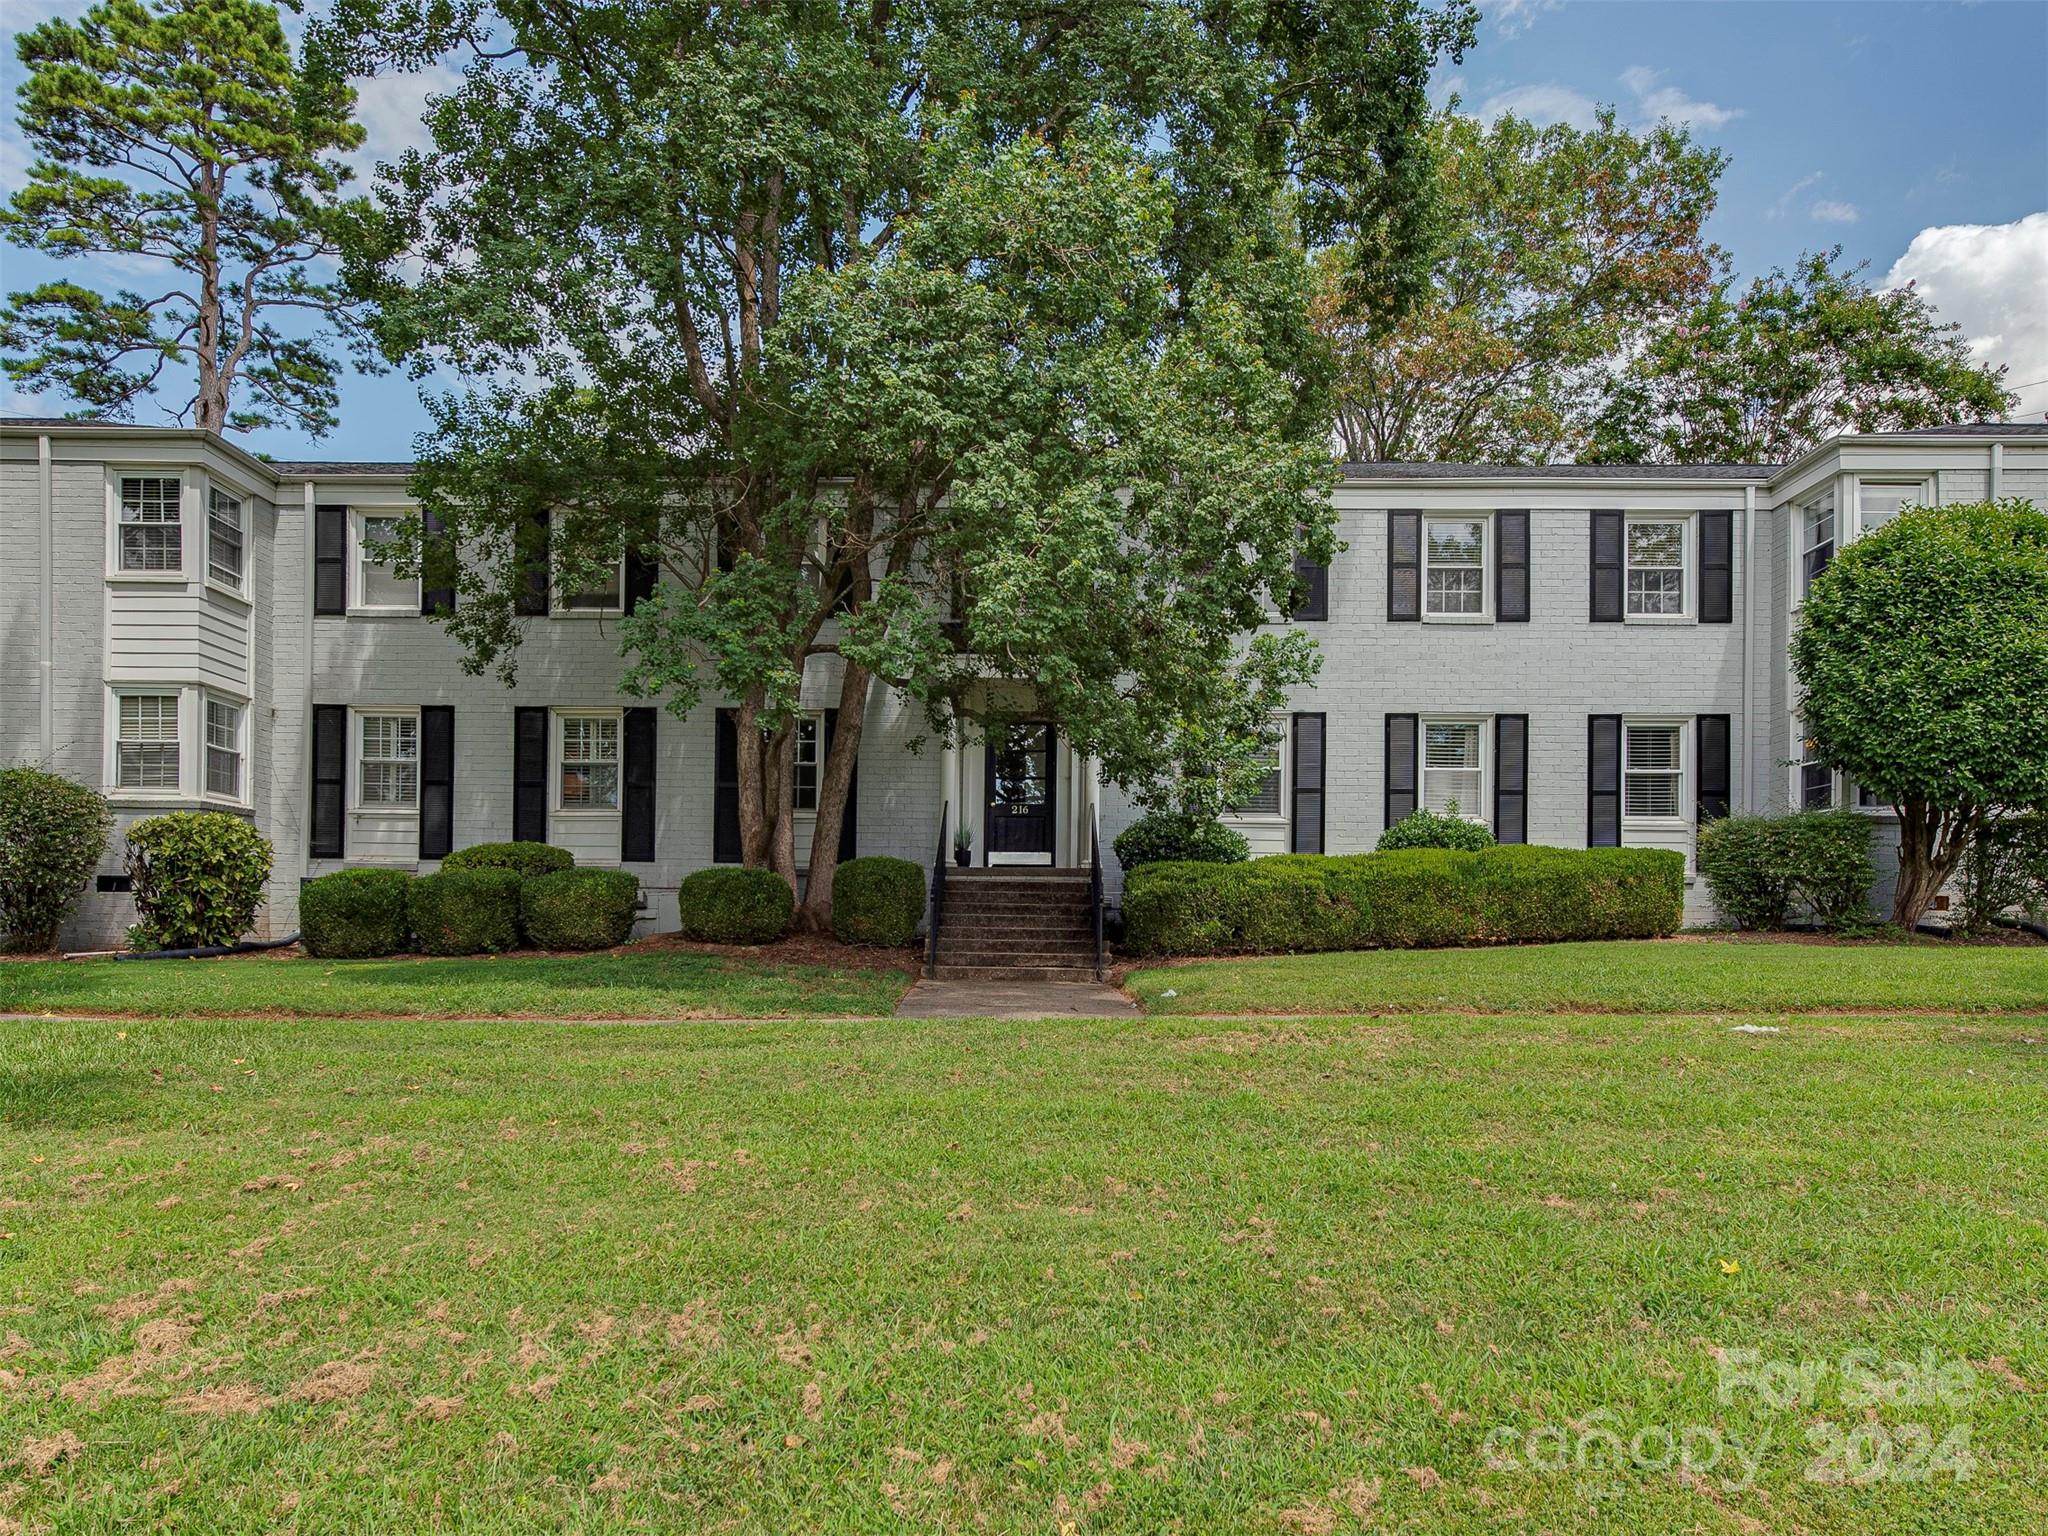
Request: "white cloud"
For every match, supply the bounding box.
[1473,83,1602,131]
[345,65,464,186]
[1810,199,1861,225]
[1769,171,1824,219]
[1619,66,1742,131]
[1487,0,1566,38]
[1884,213,2048,420]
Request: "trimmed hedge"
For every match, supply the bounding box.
[677,866,792,945]
[300,868,412,958]
[439,841,575,878]
[523,868,641,950]
[407,867,522,955]
[831,856,925,946]
[0,766,112,952]
[1376,806,1498,853]
[1122,845,1685,957]
[1112,812,1249,871]
[1697,811,1876,931]
[125,811,273,950]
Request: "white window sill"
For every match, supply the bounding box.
[1422,613,1491,625]
[553,806,622,818]
[106,789,191,805]
[346,605,420,618]
[204,578,251,606]
[1623,613,1694,626]
[353,806,421,818]
[1222,813,1287,824]
[1622,819,1689,833]
[202,793,252,812]
[107,570,187,585]
[550,609,625,620]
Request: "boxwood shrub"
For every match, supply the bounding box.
[1697,811,1876,931]
[831,856,926,946]
[1122,845,1685,957]
[439,841,575,879]
[0,766,112,952]
[299,868,412,958]
[676,866,792,945]
[1112,812,1250,872]
[1375,806,1498,853]
[523,868,641,950]
[125,811,273,950]
[406,867,522,955]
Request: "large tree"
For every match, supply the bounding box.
[1317,106,1724,464]
[1790,500,2048,930]
[1,0,366,436]
[324,0,1474,925]
[1590,249,2016,465]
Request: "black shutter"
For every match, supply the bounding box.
[514,509,550,615]
[1291,712,1326,854]
[1699,509,1733,624]
[310,704,345,858]
[622,707,656,861]
[419,706,454,859]
[1384,713,1418,828]
[1588,714,1621,846]
[1589,511,1623,622]
[823,708,858,861]
[1387,511,1421,622]
[314,506,347,615]
[1494,713,1528,845]
[625,547,658,614]
[513,707,548,843]
[421,509,456,615]
[713,709,742,863]
[1291,537,1329,622]
[1496,511,1530,622]
[1697,713,1731,822]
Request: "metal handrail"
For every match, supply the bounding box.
[1089,805,1104,980]
[926,802,948,978]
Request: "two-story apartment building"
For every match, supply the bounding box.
[4,416,2043,949]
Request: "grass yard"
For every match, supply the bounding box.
[1128,936,2048,1016]
[0,947,914,1021]
[3,1009,2044,1532]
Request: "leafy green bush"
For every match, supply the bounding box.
[439,841,575,878]
[1697,811,1875,931]
[299,868,412,958]
[1112,812,1250,871]
[522,868,640,950]
[406,867,522,955]
[125,812,273,950]
[1375,806,1498,852]
[676,866,793,945]
[830,857,926,946]
[0,766,113,951]
[1122,846,1685,957]
[1957,813,2048,933]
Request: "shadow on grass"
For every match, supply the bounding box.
[0,1067,149,1128]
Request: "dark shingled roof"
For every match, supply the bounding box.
[266,461,416,476]
[1342,461,1769,481]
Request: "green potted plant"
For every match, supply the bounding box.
[953,825,974,867]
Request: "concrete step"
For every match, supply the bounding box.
[941,941,1098,961]
[929,963,1102,982]
[940,913,1095,932]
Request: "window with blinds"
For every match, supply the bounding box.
[207,489,243,588]
[1421,719,1483,818]
[205,698,242,798]
[360,713,420,807]
[1625,519,1685,616]
[559,714,620,808]
[117,693,180,788]
[1241,739,1284,814]
[1801,493,1835,594]
[1856,482,1922,538]
[118,477,182,572]
[1623,723,1683,819]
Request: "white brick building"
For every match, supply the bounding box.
[4,417,2043,948]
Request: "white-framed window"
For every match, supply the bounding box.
[115,692,181,790]
[1800,491,1835,596]
[116,474,183,573]
[1239,737,1285,816]
[558,712,621,809]
[1421,717,1486,821]
[1622,721,1685,822]
[552,515,626,614]
[204,696,244,800]
[1625,516,1688,618]
[1796,720,1836,810]
[358,711,420,809]
[353,512,418,610]
[206,488,244,590]
[1423,516,1488,619]
[793,715,822,812]
[1855,480,1925,539]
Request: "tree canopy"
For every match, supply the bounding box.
[322,0,1475,923]
[1318,105,1725,464]
[1,0,367,436]
[1790,499,2048,928]
[1590,249,2016,465]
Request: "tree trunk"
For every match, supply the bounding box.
[1891,799,1970,931]
[194,171,226,433]
[797,661,871,931]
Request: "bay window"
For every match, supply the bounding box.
[1801,492,1836,595]
[117,476,182,573]
[207,488,244,589]
[204,697,243,799]
[116,693,180,789]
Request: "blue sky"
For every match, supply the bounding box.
[3,0,2045,460]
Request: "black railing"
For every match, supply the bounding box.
[926,802,949,978]
[1089,805,1104,980]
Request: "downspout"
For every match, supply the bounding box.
[38,433,53,760]
[1740,483,1755,813]
[1990,441,2003,500]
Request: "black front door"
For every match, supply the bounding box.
[985,722,1056,863]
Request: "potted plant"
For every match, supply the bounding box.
[953,825,974,867]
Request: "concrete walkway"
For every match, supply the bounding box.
[893,976,1140,1019]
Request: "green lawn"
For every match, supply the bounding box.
[3,1010,2043,1532]
[0,948,914,1021]
[1128,937,2048,1016]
